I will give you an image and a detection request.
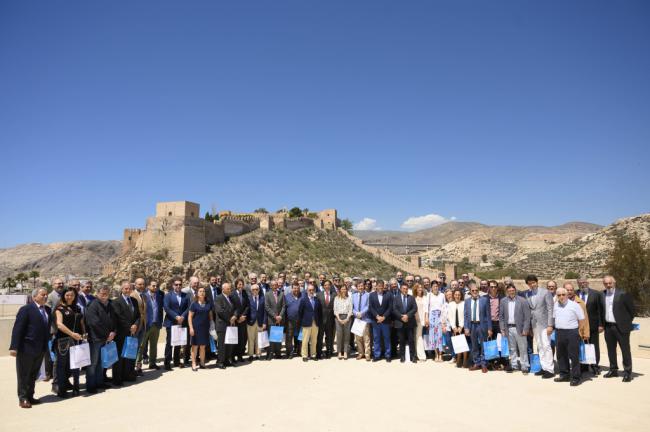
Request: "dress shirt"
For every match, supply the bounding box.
[605,289,616,323]
[489,296,500,321]
[507,297,516,324]
[553,300,584,330]
[333,296,352,318]
[470,297,481,322]
[377,293,383,306]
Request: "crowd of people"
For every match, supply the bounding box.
[9,270,636,408]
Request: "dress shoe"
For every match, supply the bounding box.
[57,392,68,399]
[592,365,601,375]
[411,359,417,364]
[541,371,555,379]
[86,389,97,394]
[554,376,570,383]
[19,400,32,409]
[386,358,391,363]
[400,358,406,363]
[469,365,481,371]
[149,364,160,370]
[135,368,143,376]
[522,369,529,376]
[356,355,363,360]
[72,388,80,396]
[622,374,632,383]
[481,367,488,373]
[164,364,172,371]
[604,370,619,378]
[504,366,513,373]
[534,370,544,376]
[216,364,226,369]
[29,398,42,405]
[372,358,380,362]
[570,379,581,387]
[302,358,308,362]
[178,363,185,369]
[99,382,112,388]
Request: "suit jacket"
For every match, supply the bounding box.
[215,294,237,332]
[464,296,491,333]
[499,296,531,335]
[205,284,222,306]
[368,291,393,323]
[352,291,371,322]
[316,290,335,325]
[232,289,250,323]
[601,288,635,333]
[85,300,116,343]
[580,288,604,333]
[10,302,51,355]
[264,290,286,327]
[522,287,554,328]
[572,296,590,339]
[163,291,190,328]
[298,295,322,328]
[112,295,141,337]
[181,287,196,304]
[392,293,417,329]
[144,290,164,328]
[247,293,266,326]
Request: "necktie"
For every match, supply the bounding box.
[126,296,133,313]
[472,299,477,321]
[39,306,48,324]
[403,295,407,311]
[274,291,278,302]
[581,292,586,302]
[325,291,329,306]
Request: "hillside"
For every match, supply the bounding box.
[106,228,399,284]
[0,241,121,279]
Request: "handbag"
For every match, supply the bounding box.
[209,337,217,353]
[225,326,239,344]
[57,337,72,354]
[69,342,91,369]
[338,313,348,320]
[581,343,596,365]
[269,326,284,343]
[257,331,270,349]
[121,336,139,360]
[529,353,541,373]
[483,339,499,360]
[171,325,187,347]
[101,342,119,368]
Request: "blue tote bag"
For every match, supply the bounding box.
[529,353,541,373]
[121,336,139,360]
[297,328,303,341]
[269,326,284,343]
[483,339,499,360]
[209,337,217,353]
[500,336,509,358]
[101,342,119,368]
[579,341,586,363]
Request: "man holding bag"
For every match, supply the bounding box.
[215,282,238,369]
[163,277,190,371]
[553,284,586,387]
[85,286,116,394]
[464,282,492,373]
[112,280,140,386]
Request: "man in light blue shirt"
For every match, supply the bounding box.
[352,282,371,360]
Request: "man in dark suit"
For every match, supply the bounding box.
[298,283,322,361]
[577,276,605,374]
[205,275,222,360]
[163,277,190,370]
[369,280,393,362]
[111,280,141,385]
[10,288,51,408]
[388,279,401,358]
[464,282,492,373]
[215,282,238,369]
[601,275,635,382]
[84,286,116,394]
[232,280,249,363]
[138,281,164,370]
[316,280,336,358]
[392,283,417,363]
[264,280,286,360]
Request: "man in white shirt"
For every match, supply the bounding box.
[553,285,585,387]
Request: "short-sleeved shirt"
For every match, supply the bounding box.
[553,300,584,330]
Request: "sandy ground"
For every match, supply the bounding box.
[1,347,650,432]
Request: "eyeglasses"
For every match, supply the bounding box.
[557,293,567,297]
[173,283,181,286]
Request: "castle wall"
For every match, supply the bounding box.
[285,217,315,230]
[156,201,200,218]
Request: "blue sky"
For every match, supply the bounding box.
[1,0,649,247]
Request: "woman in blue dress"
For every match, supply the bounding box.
[189,287,213,371]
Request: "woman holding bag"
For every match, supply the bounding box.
[189,287,213,371]
[333,285,353,360]
[54,287,85,397]
[446,289,469,368]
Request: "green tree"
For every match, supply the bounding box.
[606,233,650,314]
[15,272,28,292]
[340,218,353,233]
[288,207,303,218]
[3,277,16,293]
[42,281,52,292]
[564,271,580,280]
[29,270,40,290]
[204,211,213,222]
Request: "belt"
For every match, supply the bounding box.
[507,324,517,328]
[471,321,480,324]
[605,322,616,326]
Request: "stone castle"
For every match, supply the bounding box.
[123,201,338,264]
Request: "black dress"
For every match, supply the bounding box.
[190,301,210,346]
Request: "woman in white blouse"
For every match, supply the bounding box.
[413,284,430,362]
[333,285,353,360]
[446,288,469,368]
[427,281,447,362]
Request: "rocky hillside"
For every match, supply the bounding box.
[106,228,399,284]
[0,241,121,279]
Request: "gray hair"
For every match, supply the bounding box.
[31,288,46,298]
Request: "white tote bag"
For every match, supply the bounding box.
[581,343,597,365]
[171,325,187,347]
[69,342,91,369]
[351,319,367,337]
[257,331,270,349]
[451,335,470,354]
[209,321,217,340]
[225,326,239,344]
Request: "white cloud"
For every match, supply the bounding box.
[354,217,381,231]
[401,213,455,231]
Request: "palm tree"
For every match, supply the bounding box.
[3,277,16,293]
[15,272,28,292]
[29,270,40,290]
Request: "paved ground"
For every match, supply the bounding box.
[1,351,649,432]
